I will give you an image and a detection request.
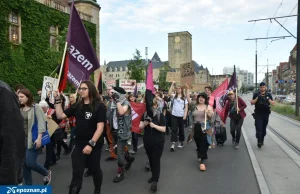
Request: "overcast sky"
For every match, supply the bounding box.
[97,0,297,82]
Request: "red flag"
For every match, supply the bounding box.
[211,79,229,123]
[58,52,69,92]
[130,102,146,134]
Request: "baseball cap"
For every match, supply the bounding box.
[259,82,266,86]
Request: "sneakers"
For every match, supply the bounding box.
[170,143,175,152]
[235,143,239,149]
[125,156,135,171]
[232,138,236,145]
[43,170,51,185]
[129,150,137,155]
[113,168,125,183]
[177,142,184,148]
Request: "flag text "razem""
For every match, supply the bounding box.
[69,45,93,71]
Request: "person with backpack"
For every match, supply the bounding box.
[54,81,106,194]
[168,81,188,151]
[140,97,166,192]
[250,82,275,148]
[109,86,135,183]
[224,90,247,149]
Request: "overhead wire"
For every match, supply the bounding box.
[259,2,297,60]
[258,0,283,60]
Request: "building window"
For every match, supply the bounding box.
[44,0,52,6]
[50,26,59,51]
[54,2,65,12]
[9,11,21,44]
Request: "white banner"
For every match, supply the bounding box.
[41,76,58,102]
[137,83,146,93]
[119,79,136,93]
[105,79,116,87]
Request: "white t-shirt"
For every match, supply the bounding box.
[171,97,188,117]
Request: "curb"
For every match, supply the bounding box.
[242,126,271,194]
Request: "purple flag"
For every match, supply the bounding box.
[66,1,100,87]
[228,65,237,91]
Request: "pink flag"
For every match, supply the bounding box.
[211,79,229,123]
[146,62,155,94]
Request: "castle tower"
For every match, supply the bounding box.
[168,31,192,69]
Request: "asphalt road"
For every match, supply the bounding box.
[32,123,260,194]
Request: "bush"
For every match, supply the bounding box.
[271,103,295,115]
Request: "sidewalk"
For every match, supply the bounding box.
[242,105,300,194]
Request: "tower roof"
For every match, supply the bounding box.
[151,52,161,62]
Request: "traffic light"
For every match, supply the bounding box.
[276,80,278,83]
[285,80,287,83]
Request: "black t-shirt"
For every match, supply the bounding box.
[253,92,273,114]
[64,102,106,146]
[142,112,166,143]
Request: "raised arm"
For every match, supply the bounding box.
[168,81,175,96]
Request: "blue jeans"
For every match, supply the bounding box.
[23,148,48,185]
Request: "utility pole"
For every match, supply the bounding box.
[256,40,257,91]
[245,37,290,92]
[296,0,300,116]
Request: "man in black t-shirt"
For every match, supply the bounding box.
[54,81,106,194]
[251,82,275,148]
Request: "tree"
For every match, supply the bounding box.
[158,62,171,90]
[127,49,145,82]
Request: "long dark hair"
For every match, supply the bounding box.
[78,80,101,110]
[19,89,34,107]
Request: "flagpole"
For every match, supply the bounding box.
[57,42,68,91]
[49,66,59,77]
[236,89,239,114]
[75,80,82,97]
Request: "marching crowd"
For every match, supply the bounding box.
[0,79,275,194]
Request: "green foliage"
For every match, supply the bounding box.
[271,103,295,115]
[127,49,145,83]
[0,0,97,94]
[158,62,171,90]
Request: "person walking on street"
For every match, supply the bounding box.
[0,80,25,185]
[18,89,52,185]
[140,97,166,192]
[110,87,134,183]
[190,93,214,171]
[250,82,275,148]
[224,90,247,149]
[54,81,106,194]
[168,81,188,151]
[104,86,118,162]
